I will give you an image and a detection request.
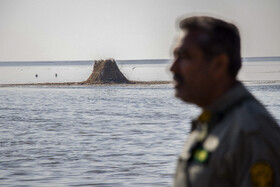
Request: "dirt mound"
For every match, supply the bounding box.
[85,59,130,84]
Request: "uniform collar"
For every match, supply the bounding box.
[204,81,253,115]
[191,81,253,131]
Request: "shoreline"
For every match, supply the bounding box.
[241,80,280,85]
[0,81,173,87]
[1,80,280,88]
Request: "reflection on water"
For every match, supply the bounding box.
[0,84,279,186]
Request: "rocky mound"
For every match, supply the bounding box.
[85,59,130,84]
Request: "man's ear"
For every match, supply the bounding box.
[210,54,229,78]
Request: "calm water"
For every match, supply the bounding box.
[0,84,279,187]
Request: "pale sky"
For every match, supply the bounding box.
[0,0,279,61]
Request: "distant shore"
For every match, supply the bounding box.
[1,59,279,86]
[2,80,280,88]
[0,81,173,87]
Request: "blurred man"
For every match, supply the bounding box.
[170,16,280,187]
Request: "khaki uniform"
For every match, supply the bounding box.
[174,82,280,187]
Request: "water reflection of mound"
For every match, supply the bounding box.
[84,59,131,84]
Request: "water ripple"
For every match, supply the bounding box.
[0,84,279,186]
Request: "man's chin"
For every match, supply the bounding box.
[174,89,184,100]
[174,89,192,103]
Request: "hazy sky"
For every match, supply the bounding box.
[0,0,279,61]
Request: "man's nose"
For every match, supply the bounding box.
[170,59,178,73]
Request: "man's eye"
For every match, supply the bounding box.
[180,54,192,60]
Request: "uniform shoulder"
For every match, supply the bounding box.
[222,97,280,161]
[230,97,279,134]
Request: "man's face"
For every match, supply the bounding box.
[170,30,215,106]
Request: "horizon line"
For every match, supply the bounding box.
[0,56,280,64]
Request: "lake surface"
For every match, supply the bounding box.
[0,84,279,187]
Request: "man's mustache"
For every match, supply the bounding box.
[173,74,184,84]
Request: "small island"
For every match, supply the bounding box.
[1,59,172,87]
[83,59,131,84]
